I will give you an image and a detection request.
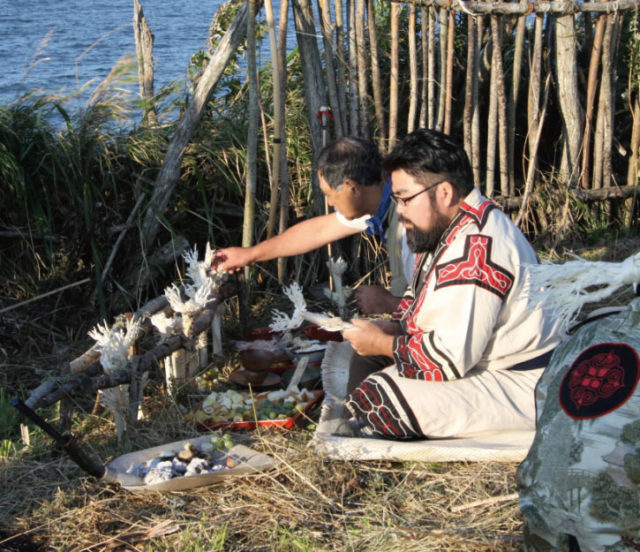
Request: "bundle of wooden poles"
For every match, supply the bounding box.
[21,281,237,439]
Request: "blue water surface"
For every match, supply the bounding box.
[0,0,290,107]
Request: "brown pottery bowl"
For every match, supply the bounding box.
[239,349,276,372]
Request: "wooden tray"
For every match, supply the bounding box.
[105,437,274,493]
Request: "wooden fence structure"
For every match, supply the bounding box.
[132,0,639,291]
[289,0,639,211]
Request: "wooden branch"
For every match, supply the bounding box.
[100,193,146,285]
[133,0,157,126]
[0,278,92,315]
[498,185,640,211]
[394,0,638,15]
[26,285,237,410]
[138,1,254,263]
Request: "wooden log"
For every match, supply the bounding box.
[498,185,640,211]
[581,8,607,189]
[555,12,583,186]
[396,0,639,15]
[133,0,157,127]
[26,292,231,410]
[516,72,551,227]
[593,13,618,190]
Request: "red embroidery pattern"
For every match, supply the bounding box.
[394,335,445,381]
[347,374,421,438]
[446,200,496,245]
[460,200,495,227]
[435,235,513,299]
[393,297,414,319]
[559,343,640,420]
[568,349,625,409]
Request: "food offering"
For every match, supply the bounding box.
[186,388,324,430]
[106,435,274,492]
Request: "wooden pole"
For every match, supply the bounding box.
[334,0,349,135]
[388,2,400,151]
[133,0,157,127]
[436,6,448,131]
[408,3,418,133]
[443,9,454,134]
[508,14,526,196]
[393,0,638,15]
[355,0,370,136]
[277,0,290,282]
[527,13,544,181]
[581,9,606,190]
[347,0,360,134]
[242,0,260,283]
[318,0,345,138]
[471,16,483,188]
[486,31,498,197]
[463,15,476,161]
[291,0,328,215]
[427,6,437,129]
[419,6,428,128]
[555,12,584,186]
[368,0,386,145]
[490,15,509,196]
[265,0,283,240]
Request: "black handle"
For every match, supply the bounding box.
[12,399,105,478]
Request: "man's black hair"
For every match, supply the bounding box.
[383,129,474,196]
[317,136,383,189]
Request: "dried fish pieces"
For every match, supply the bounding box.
[124,437,234,486]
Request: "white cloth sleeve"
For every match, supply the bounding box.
[335,210,371,231]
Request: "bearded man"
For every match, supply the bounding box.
[341,128,564,439]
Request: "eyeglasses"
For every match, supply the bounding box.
[390,180,444,206]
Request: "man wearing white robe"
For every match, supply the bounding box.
[342,129,564,439]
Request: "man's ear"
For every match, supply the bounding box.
[344,178,360,195]
[439,180,457,208]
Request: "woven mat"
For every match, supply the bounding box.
[312,341,534,462]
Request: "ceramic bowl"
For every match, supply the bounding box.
[239,349,276,372]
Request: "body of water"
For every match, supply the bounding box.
[0,0,293,107]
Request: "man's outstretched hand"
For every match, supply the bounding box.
[211,247,255,273]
